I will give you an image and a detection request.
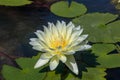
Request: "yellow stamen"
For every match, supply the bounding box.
[50,39,67,49]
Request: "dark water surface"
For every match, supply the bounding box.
[0,0,120,80]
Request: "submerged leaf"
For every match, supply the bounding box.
[0,0,32,6]
[50,1,87,17]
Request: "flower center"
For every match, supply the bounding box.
[51,39,67,49]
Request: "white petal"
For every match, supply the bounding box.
[78,35,88,42]
[49,56,59,70]
[34,58,49,68]
[61,21,66,26]
[56,21,63,34]
[51,23,59,38]
[61,21,67,38]
[74,26,81,31]
[30,38,37,41]
[34,30,45,41]
[68,34,88,47]
[83,45,92,49]
[30,38,48,49]
[69,31,80,43]
[78,28,83,36]
[41,53,53,59]
[59,54,67,63]
[43,26,49,34]
[65,55,78,75]
[48,23,54,37]
[74,45,92,51]
[67,21,75,28]
[29,41,40,46]
[32,46,43,51]
[66,24,74,41]
[64,50,75,55]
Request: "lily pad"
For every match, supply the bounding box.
[65,73,80,80]
[2,57,46,80]
[92,44,116,56]
[64,67,106,80]
[0,0,32,6]
[73,13,119,43]
[50,1,87,17]
[92,44,120,68]
[82,68,106,80]
[107,20,120,42]
[97,54,120,68]
[2,65,47,80]
[2,54,61,80]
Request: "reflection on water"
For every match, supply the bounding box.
[0,0,120,80]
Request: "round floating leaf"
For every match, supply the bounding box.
[73,13,118,43]
[50,1,87,17]
[0,0,32,6]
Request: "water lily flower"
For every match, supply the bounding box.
[119,0,120,3]
[29,21,91,75]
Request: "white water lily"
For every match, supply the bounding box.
[29,21,91,75]
[118,0,120,3]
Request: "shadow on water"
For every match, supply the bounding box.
[0,0,120,80]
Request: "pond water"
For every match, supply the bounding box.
[0,0,120,80]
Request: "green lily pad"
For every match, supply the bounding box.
[107,20,120,42]
[92,44,116,56]
[2,54,61,80]
[92,44,120,68]
[2,54,45,80]
[73,13,119,43]
[64,67,106,80]
[65,73,80,80]
[44,71,61,80]
[82,68,106,80]
[2,57,46,80]
[50,1,87,17]
[2,65,47,80]
[0,0,32,6]
[97,54,120,68]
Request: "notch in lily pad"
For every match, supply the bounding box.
[50,1,87,18]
